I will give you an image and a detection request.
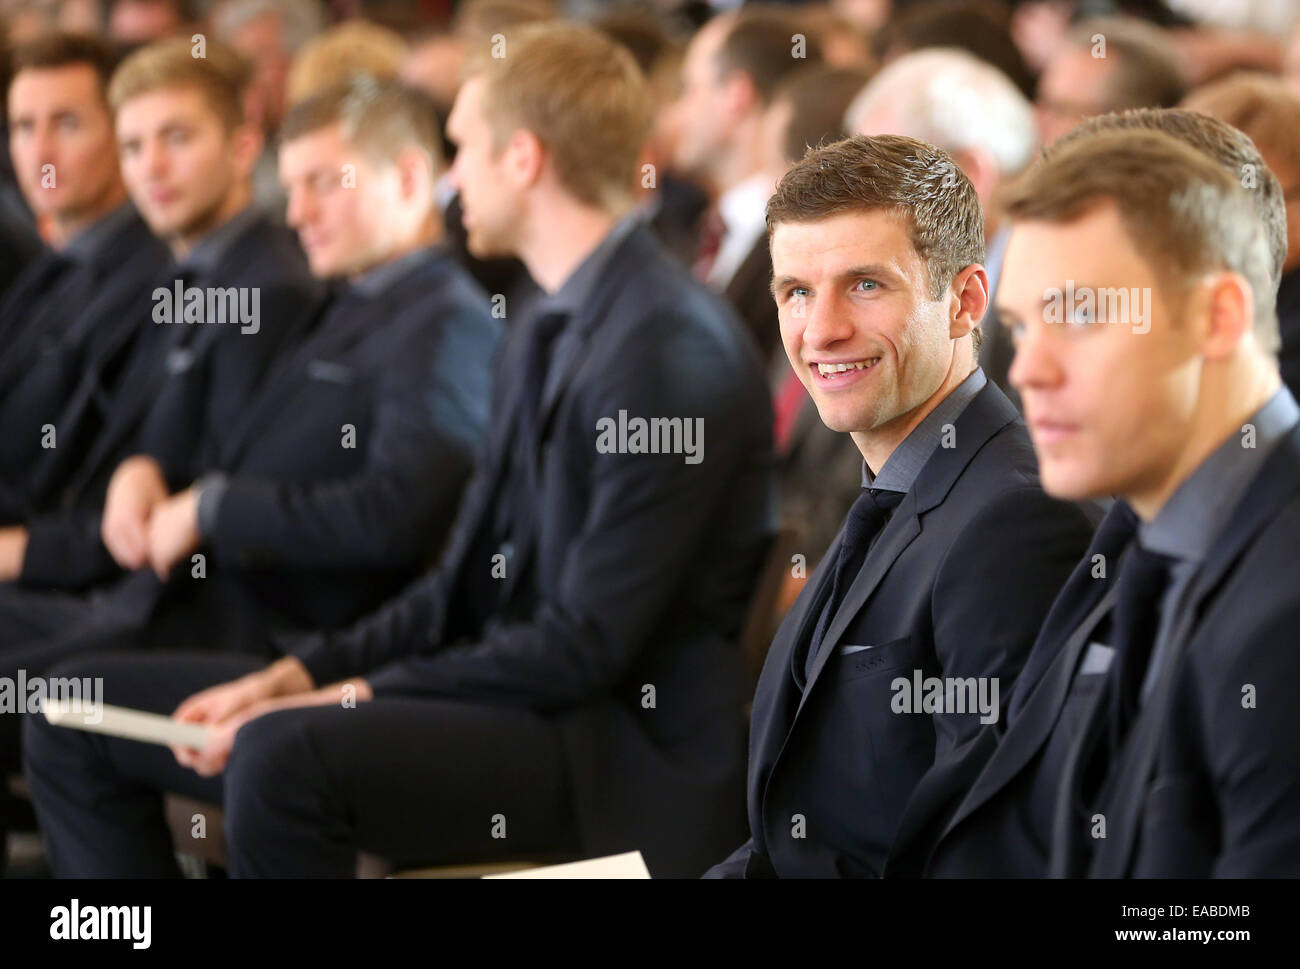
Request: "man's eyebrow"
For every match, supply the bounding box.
[770,264,899,298]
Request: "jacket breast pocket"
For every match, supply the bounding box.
[836,635,920,683]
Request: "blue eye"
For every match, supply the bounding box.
[854,279,878,292]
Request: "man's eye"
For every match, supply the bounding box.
[1008,320,1025,346]
[854,279,878,292]
[789,286,809,300]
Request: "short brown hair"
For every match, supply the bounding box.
[773,64,871,164]
[1004,129,1277,352]
[465,22,651,211]
[768,135,985,296]
[1047,107,1287,285]
[10,32,121,101]
[286,22,408,106]
[279,77,444,172]
[715,6,824,105]
[108,37,251,130]
[1182,72,1300,179]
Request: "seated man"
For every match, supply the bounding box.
[24,23,774,880]
[705,134,1095,878]
[0,33,170,524]
[917,129,1300,877]
[0,37,325,602]
[5,78,499,667]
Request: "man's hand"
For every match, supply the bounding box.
[172,657,316,727]
[146,487,201,579]
[172,673,369,777]
[101,456,169,570]
[0,526,28,581]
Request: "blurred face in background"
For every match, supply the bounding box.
[8,63,124,228]
[227,10,293,134]
[109,0,184,46]
[671,18,736,182]
[1036,47,1111,145]
[281,122,422,279]
[445,74,525,259]
[116,85,260,246]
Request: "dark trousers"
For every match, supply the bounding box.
[22,651,582,877]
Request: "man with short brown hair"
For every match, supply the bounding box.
[705,134,1093,878]
[911,128,1300,877]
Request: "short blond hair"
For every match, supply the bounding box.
[108,36,252,130]
[1005,129,1278,352]
[286,21,408,106]
[464,22,651,211]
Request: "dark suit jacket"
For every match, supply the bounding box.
[887,500,1138,878]
[1277,267,1300,403]
[0,204,41,301]
[289,223,777,878]
[705,380,1095,878]
[0,211,170,520]
[724,233,780,365]
[129,246,501,643]
[18,212,326,590]
[1087,426,1300,877]
[916,430,1300,877]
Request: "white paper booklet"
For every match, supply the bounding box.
[485,851,651,879]
[44,699,211,750]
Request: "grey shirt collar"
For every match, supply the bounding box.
[175,206,261,277]
[350,245,440,299]
[532,213,640,319]
[63,201,137,264]
[864,367,988,492]
[1140,387,1300,563]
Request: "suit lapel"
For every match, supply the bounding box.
[796,497,920,709]
[941,586,1116,840]
[497,227,655,603]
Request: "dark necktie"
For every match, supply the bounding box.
[1106,542,1177,744]
[1049,541,1176,876]
[802,487,905,683]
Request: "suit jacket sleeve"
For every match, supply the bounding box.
[361,307,769,710]
[19,506,117,590]
[701,838,776,879]
[1206,596,1300,876]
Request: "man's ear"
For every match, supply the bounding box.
[229,121,264,179]
[504,127,545,191]
[948,263,990,339]
[393,145,434,202]
[1200,270,1253,360]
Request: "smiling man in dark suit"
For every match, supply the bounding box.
[704,134,1095,878]
[25,22,774,879]
[915,129,1300,878]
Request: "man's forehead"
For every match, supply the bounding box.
[771,210,915,266]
